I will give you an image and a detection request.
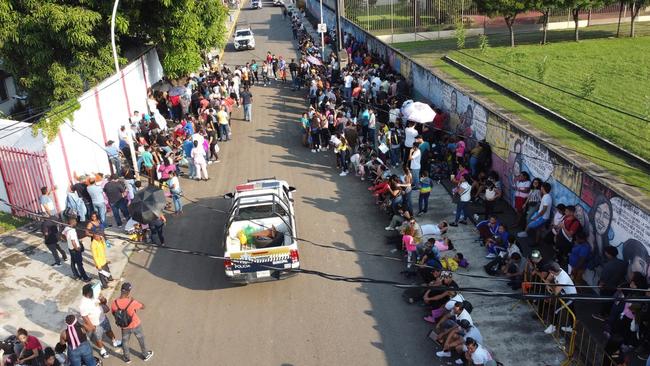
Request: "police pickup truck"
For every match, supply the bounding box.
[223,178,299,283]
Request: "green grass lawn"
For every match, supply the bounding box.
[393,22,650,193]
[0,212,29,234]
[447,36,650,161]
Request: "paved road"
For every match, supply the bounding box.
[106,4,433,366]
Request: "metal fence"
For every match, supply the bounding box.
[524,271,618,366]
[342,0,650,38]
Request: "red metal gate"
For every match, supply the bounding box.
[0,146,57,217]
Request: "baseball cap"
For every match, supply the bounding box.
[121,282,133,292]
[530,250,541,262]
[441,271,453,278]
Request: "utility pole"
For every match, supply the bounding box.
[335,0,343,53]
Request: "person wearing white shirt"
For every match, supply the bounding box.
[450,174,471,226]
[409,142,422,188]
[79,283,121,358]
[543,262,577,334]
[191,140,209,181]
[465,338,493,365]
[62,218,91,282]
[518,182,553,244]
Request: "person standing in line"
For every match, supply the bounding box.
[39,186,57,217]
[58,315,97,366]
[111,282,154,364]
[140,146,155,186]
[216,105,230,142]
[105,140,122,176]
[86,177,107,226]
[41,217,67,267]
[409,141,422,189]
[450,174,471,226]
[149,214,166,246]
[79,284,121,359]
[90,231,112,289]
[240,87,253,122]
[103,175,130,227]
[191,140,209,181]
[62,217,91,281]
[168,171,183,215]
[417,170,433,216]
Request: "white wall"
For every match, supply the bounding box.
[0,48,164,213]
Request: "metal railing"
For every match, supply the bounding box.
[342,0,650,38]
[523,271,618,366]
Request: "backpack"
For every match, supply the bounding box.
[113,299,134,328]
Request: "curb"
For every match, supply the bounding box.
[219,2,245,60]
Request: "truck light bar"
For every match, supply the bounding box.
[235,181,280,192]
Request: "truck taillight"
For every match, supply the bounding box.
[290,249,299,262]
[224,258,232,269]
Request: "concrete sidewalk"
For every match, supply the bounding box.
[402,182,565,365]
[0,222,134,344]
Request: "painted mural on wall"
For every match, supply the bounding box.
[326,7,650,284]
[435,71,650,284]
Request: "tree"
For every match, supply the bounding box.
[628,0,650,37]
[0,0,228,139]
[563,0,603,41]
[616,0,625,37]
[534,0,562,44]
[474,0,533,47]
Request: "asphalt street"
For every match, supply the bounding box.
[103,4,437,366]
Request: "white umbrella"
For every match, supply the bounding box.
[401,101,435,124]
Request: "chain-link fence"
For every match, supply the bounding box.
[342,0,650,39]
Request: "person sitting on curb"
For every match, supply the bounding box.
[517,182,553,245]
[436,319,483,365]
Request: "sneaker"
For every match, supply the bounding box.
[436,351,451,358]
[485,253,497,259]
[455,359,464,365]
[473,214,480,221]
[82,277,92,282]
[143,351,154,361]
[62,257,68,262]
[384,226,394,231]
[517,231,529,238]
[113,339,122,347]
[449,222,458,227]
[591,313,606,321]
[423,316,436,324]
[124,357,131,364]
[544,325,556,334]
[100,350,109,359]
[52,262,62,267]
[311,149,316,153]
[458,220,467,225]
[560,326,573,333]
[208,161,213,165]
[339,171,348,176]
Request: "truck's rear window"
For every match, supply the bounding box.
[236,31,252,37]
[237,204,287,220]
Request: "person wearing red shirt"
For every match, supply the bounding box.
[111,282,153,363]
[15,328,43,365]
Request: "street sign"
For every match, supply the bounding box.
[317,23,327,33]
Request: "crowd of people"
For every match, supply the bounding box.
[6,4,649,366]
[286,10,505,365]
[1,282,152,365]
[291,8,650,365]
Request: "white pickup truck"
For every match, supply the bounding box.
[223,178,299,284]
